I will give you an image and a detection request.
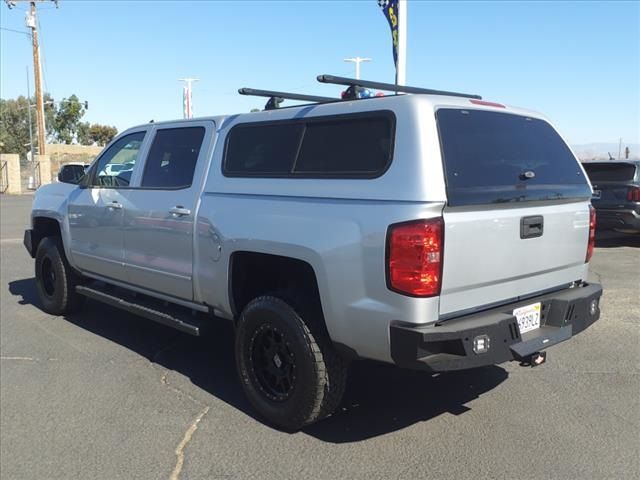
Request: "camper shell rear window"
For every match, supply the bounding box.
[436,109,592,206]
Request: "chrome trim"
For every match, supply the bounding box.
[72,250,124,266]
[124,262,192,281]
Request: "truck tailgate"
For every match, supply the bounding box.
[435,107,593,317]
[440,201,590,316]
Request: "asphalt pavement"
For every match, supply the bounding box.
[1,194,638,480]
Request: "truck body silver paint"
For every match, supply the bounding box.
[30,94,592,363]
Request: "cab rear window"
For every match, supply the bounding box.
[437,109,591,206]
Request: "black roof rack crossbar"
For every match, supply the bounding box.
[316,74,482,100]
[238,87,336,110]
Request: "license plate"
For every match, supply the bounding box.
[513,302,541,334]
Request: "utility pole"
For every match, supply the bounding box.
[344,57,371,80]
[178,78,199,119]
[29,2,46,154]
[5,1,59,155]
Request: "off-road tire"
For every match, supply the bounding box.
[35,236,85,315]
[235,295,347,431]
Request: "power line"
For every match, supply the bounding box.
[0,26,30,35]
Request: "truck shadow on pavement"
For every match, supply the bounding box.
[9,277,508,443]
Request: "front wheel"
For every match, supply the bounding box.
[235,296,347,431]
[35,237,85,315]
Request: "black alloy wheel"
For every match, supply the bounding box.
[34,237,85,315]
[249,323,297,401]
[235,295,347,431]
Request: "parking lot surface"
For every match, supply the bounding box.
[1,194,638,479]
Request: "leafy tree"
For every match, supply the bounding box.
[0,93,60,158]
[88,124,118,146]
[0,96,31,157]
[43,92,56,139]
[53,94,86,144]
[1,93,116,155]
[75,122,117,146]
[77,121,91,146]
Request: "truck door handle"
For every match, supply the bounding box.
[169,206,191,217]
[108,201,123,210]
[521,215,543,239]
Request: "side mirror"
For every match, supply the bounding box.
[57,165,85,185]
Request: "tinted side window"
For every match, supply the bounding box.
[295,117,392,175]
[437,109,591,205]
[223,112,394,178]
[141,127,205,189]
[224,123,303,175]
[92,132,145,187]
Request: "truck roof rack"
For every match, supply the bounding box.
[316,74,482,100]
[238,87,336,111]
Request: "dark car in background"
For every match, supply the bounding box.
[582,161,640,233]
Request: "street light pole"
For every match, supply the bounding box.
[344,57,371,80]
[178,78,199,119]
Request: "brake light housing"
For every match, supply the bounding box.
[586,205,596,263]
[469,99,506,108]
[387,218,444,297]
[627,186,640,202]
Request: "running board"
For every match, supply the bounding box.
[76,284,205,336]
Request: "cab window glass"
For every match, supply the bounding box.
[92,132,145,187]
[141,127,205,189]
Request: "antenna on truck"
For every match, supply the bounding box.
[316,74,483,100]
[238,88,336,111]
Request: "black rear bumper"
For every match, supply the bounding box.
[390,283,602,372]
[594,208,640,231]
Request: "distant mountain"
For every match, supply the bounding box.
[572,143,640,161]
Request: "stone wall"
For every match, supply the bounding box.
[3,144,104,193]
[46,144,104,178]
[0,154,21,194]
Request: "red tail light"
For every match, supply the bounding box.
[586,205,596,263]
[387,218,444,297]
[627,186,640,202]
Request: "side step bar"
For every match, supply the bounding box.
[76,285,205,336]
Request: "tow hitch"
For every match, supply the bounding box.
[520,351,547,367]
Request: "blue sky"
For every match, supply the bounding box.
[1,0,638,145]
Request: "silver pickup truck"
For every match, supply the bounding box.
[24,75,602,431]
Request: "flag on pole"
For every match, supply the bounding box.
[378,0,399,68]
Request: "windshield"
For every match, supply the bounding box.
[437,109,591,206]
